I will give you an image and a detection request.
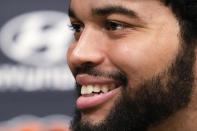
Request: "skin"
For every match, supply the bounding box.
[67,0,197,130]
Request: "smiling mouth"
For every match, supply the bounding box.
[76,74,122,109]
[81,84,116,95]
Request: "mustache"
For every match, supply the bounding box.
[73,64,128,86]
[74,65,128,97]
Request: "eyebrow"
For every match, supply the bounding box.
[68,8,76,18]
[92,6,139,19]
[69,5,139,19]
[68,8,77,18]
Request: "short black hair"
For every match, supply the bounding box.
[162,0,197,44]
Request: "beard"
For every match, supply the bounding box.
[71,42,196,131]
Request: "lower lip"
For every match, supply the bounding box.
[76,87,120,109]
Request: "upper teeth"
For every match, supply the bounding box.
[81,84,116,95]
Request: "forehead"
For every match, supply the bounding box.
[70,0,163,7]
[69,0,172,22]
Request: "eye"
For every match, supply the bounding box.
[69,23,84,33]
[105,21,128,31]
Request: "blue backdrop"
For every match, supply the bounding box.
[0,0,75,130]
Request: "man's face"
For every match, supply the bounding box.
[67,0,195,130]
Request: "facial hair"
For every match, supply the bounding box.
[71,43,195,131]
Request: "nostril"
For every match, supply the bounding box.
[73,62,97,77]
[82,62,96,67]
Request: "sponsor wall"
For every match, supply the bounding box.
[0,0,75,130]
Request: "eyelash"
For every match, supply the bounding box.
[69,20,131,34]
[69,23,84,33]
[105,20,130,31]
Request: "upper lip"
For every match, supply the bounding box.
[76,74,121,87]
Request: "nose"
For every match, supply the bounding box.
[67,27,105,71]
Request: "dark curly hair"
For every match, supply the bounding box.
[161,0,197,44]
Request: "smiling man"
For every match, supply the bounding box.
[67,0,197,131]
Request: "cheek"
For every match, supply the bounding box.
[108,35,179,85]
